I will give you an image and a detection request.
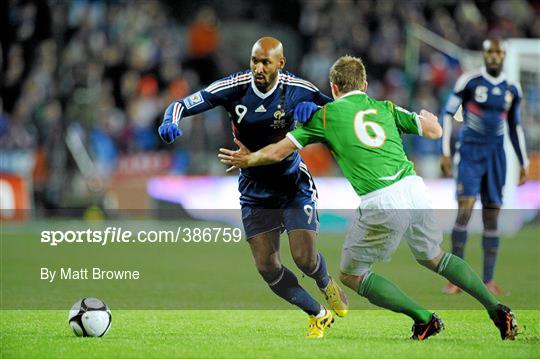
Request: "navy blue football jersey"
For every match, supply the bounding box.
[172,70,332,178]
[441,67,527,166]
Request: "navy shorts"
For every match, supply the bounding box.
[239,163,319,239]
[456,143,506,206]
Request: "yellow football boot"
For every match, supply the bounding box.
[321,277,349,317]
[307,308,334,339]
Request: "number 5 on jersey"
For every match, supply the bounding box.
[354,109,386,147]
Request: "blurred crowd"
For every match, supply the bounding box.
[1,0,538,207]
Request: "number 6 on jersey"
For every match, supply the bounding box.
[354,109,386,147]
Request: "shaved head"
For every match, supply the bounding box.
[250,37,286,92]
[252,37,284,58]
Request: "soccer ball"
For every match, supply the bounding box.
[68,298,112,337]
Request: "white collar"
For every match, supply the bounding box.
[251,71,281,99]
[481,67,506,85]
[340,90,366,99]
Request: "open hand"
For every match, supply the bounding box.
[218,138,252,172]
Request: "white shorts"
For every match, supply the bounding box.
[340,176,443,276]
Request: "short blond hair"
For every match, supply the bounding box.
[329,55,367,93]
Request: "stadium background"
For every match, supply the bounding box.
[1,0,539,215]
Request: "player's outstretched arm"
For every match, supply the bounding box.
[159,73,247,144]
[418,110,442,140]
[218,138,296,171]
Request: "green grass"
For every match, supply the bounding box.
[1,220,539,357]
[1,310,539,358]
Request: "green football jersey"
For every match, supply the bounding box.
[287,90,422,196]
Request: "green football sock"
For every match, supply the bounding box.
[358,272,432,323]
[436,252,499,314]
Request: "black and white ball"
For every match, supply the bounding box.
[68,298,112,337]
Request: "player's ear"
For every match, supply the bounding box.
[279,56,286,69]
[330,82,339,99]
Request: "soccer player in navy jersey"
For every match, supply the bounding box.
[158,37,347,338]
[440,38,528,295]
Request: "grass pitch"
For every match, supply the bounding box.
[1,220,539,358]
[1,310,539,358]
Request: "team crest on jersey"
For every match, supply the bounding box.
[271,106,287,129]
[274,107,286,120]
[185,91,204,109]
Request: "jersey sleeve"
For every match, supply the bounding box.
[312,91,333,106]
[441,72,473,116]
[165,72,250,125]
[287,106,327,149]
[507,83,523,126]
[439,73,474,155]
[389,102,422,136]
[507,83,528,167]
[185,73,249,114]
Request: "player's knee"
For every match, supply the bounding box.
[456,210,473,227]
[339,272,363,292]
[456,198,475,226]
[417,258,438,271]
[417,251,444,271]
[482,205,500,231]
[292,252,317,274]
[256,262,282,283]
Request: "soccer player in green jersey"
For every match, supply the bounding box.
[218,55,519,341]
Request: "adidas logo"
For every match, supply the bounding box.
[255,105,266,112]
[492,87,502,95]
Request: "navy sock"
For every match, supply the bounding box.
[451,227,468,258]
[268,266,321,316]
[306,253,330,289]
[482,234,500,283]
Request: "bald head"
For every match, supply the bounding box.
[252,37,284,58]
[250,37,286,92]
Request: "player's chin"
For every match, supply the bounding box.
[255,77,266,85]
[255,80,268,90]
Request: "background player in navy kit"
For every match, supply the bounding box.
[440,38,528,295]
[158,37,348,338]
